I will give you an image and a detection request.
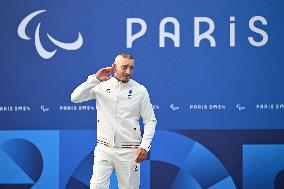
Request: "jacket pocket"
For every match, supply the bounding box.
[132,120,142,139]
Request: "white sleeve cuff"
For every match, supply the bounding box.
[139,142,151,152]
[87,74,101,84]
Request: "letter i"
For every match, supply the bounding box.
[230,16,236,47]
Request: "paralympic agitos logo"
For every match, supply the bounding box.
[18,10,83,59]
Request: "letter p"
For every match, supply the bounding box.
[127,18,147,48]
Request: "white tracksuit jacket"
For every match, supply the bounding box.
[71,75,157,151]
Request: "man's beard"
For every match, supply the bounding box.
[121,74,131,83]
[115,74,131,83]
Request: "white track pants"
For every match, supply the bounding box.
[90,145,140,189]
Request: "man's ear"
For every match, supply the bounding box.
[112,63,116,71]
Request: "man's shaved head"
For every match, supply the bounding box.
[114,52,134,64]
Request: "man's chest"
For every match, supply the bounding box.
[96,84,141,112]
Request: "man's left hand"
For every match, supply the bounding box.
[135,148,148,163]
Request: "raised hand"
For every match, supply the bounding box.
[95,67,114,81]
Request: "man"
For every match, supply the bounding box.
[71,52,157,189]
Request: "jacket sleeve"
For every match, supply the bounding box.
[70,74,100,103]
[139,88,157,152]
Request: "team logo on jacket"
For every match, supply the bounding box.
[128,90,133,99]
[106,88,111,93]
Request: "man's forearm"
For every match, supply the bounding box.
[71,74,100,103]
[139,119,157,151]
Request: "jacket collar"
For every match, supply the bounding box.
[109,77,132,86]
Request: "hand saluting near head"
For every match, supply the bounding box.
[96,67,114,82]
